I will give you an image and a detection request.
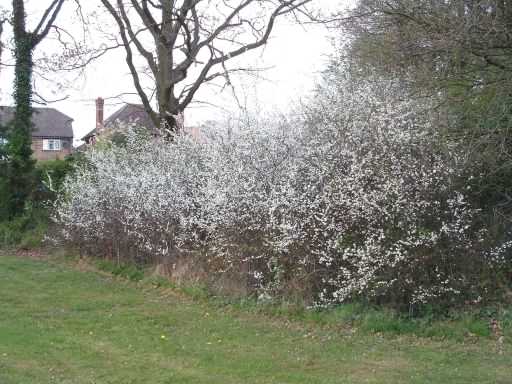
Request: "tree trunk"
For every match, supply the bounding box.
[7,0,36,217]
[157,0,181,139]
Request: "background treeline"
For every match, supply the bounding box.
[345,0,512,234]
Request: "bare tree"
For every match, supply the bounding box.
[99,0,314,137]
[0,1,98,106]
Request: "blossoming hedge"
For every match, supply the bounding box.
[56,77,511,309]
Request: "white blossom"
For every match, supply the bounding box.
[55,75,510,307]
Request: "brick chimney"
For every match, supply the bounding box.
[96,97,104,134]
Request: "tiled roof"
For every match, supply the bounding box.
[0,106,74,138]
[81,104,156,140]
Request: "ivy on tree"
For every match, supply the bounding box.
[0,0,66,219]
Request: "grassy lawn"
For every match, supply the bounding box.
[0,255,510,383]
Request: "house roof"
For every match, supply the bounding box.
[81,104,156,141]
[0,106,74,138]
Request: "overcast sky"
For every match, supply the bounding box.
[0,0,353,144]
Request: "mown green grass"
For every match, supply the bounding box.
[0,255,510,383]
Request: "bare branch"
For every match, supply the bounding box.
[32,0,66,46]
[119,0,158,76]
[32,90,69,104]
[100,0,158,126]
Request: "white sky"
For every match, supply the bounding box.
[0,0,353,144]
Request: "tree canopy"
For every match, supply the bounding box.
[99,0,316,137]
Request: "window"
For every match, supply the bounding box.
[43,139,62,151]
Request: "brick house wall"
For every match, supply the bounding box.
[31,137,73,161]
[1,107,74,160]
